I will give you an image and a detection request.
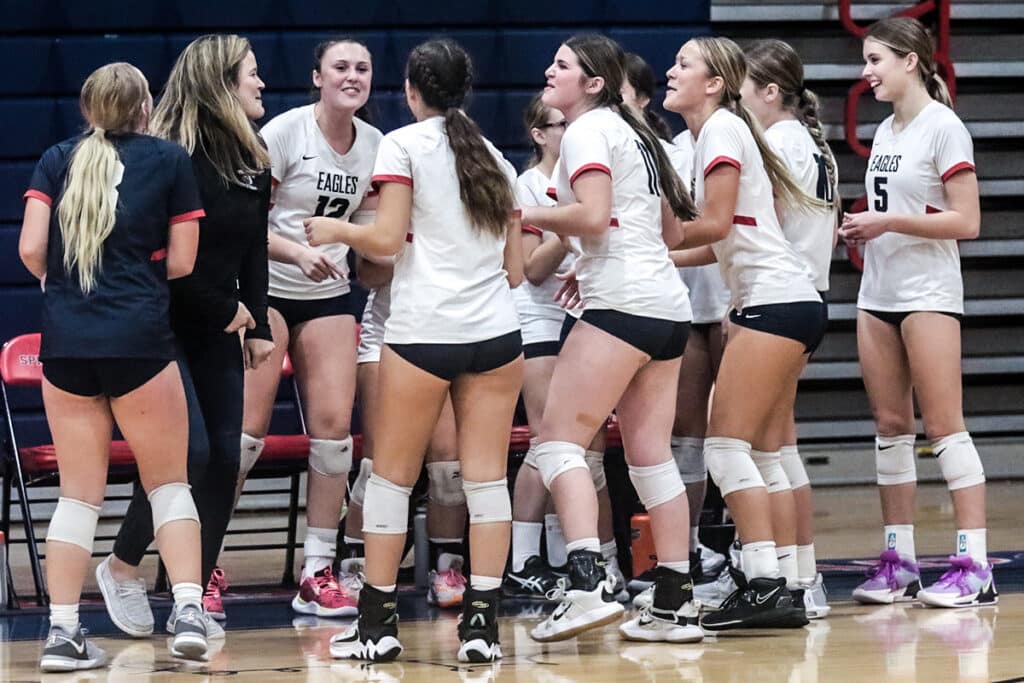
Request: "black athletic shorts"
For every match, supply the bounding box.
[729,301,828,354]
[268,294,352,329]
[42,358,172,397]
[862,308,963,327]
[557,313,579,352]
[580,309,690,361]
[523,341,561,359]
[388,330,523,381]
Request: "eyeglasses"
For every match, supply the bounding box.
[538,120,568,129]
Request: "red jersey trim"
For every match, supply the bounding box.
[366,189,379,198]
[609,218,620,227]
[570,163,612,185]
[170,209,205,225]
[372,174,413,190]
[925,205,942,214]
[941,162,975,183]
[150,248,168,261]
[271,177,280,187]
[522,225,542,237]
[705,156,741,177]
[23,189,52,206]
[405,233,414,243]
[513,208,522,218]
[545,187,557,201]
[733,215,757,226]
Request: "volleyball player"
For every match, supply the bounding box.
[524,35,702,645]
[20,62,208,670]
[842,17,993,608]
[237,37,381,617]
[740,38,840,618]
[308,39,523,662]
[664,36,826,631]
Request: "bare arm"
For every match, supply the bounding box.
[670,246,717,268]
[18,197,49,279]
[167,220,199,280]
[520,170,612,237]
[304,182,412,258]
[503,213,525,288]
[356,256,394,290]
[524,232,569,286]
[671,165,740,249]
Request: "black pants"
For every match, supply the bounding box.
[112,330,243,583]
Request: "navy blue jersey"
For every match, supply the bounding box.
[25,133,204,361]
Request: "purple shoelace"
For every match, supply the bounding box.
[864,549,917,587]
[932,555,977,592]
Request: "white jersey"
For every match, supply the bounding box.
[858,101,974,314]
[356,284,390,364]
[671,131,730,323]
[554,107,690,322]
[692,108,819,311]
[263,105,382,300]
[765,120,835,292]
[514,166,575,344]
[373,116,520,345]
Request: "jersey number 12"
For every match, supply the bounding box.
[314,195,351,219]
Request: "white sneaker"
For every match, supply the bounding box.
[632,585,654,611]
[96,555,154,637]
[530,578,624,642]
[606,562,630,603]
[693,566,739,610]
[619,601,704,643]
[800,573,831,619]
[697,543,727,576]
[166,603,225,640]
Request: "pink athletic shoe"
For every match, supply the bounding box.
[427,565,467,609]
[292,567,358,617]
[918,556,998,608]
[852,550,921,604]
[203,568,227,621]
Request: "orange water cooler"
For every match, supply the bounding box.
[630,513,657,577]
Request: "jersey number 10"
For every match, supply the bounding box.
[813,153,835,203]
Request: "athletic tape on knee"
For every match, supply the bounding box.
[463,478,512,524]
[534,441,588,490]
[362,474,413,535]
[779,445,810,489]
[628,460,686,510]
[932,431,985,491]
[239,433,265,477]
[751,450,791,494]
[427,460,465,506]
[704,437,764,496]
[308,436,353,477]
[148,482,199,534]
[875,434,917,486]
[46,497,101,552]
[523,436,540,468]
[584,450,607,492]
[350,457,373,506]
[671,436,707,484]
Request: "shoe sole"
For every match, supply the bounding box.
[852,583,920,605]
[701,607,808,631]
[330,638,403,662]
[619,625,705,643]
[918,589,999,609]
[171,634,208,661]
[95,561,154,638]
[40,655,107,672]
[291,595,358,618]
[531,603,625,643]
[806,606,832,619]
[458,639,502,663]
[206,608,227,621]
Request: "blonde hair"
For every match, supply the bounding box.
[866,17,952,107]
[691,36,824,211]
[57,62,149,293]
[745,39,840,210]
[151,34,269,184]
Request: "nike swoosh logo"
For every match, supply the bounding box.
[50,635,86,655]
[878,443,896,450]
[934,447,946,456]
[744,314,762,319]
[754,586,782,605]
[302,154,318,160]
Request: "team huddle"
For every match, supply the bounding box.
[18,15,992,673]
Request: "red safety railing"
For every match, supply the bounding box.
[838,0,955,270]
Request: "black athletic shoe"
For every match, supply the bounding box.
[700,576,809,631]
[689,551,707,584]
[457,588,502,662]
[329,585,402,662]
[627,567,658,593]
[39,624,107,672]
[504,555,561,599]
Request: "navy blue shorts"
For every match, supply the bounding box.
[730,301,828,354]
[388,330,523,381]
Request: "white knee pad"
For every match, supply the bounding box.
[239,433,265,478]
[704,437,765,496]
[875,433,917,486]
[46,497,101,552]
[362,474,412,535]
[308,436,354,477]
[149,482,200,534]
[671,436,707,484]
[463,479,512,524]
[779,445,810,489]
[349,457,373,506]
[534,441,588,490]
[628,460,686,510]
[933,432,985,491]
[584,450,607,492]
[427,460,465,506]
[751,450,791,494]
[523,436,540,468]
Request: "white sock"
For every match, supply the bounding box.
[471,575,503,591]
[658,559,690,575]
[303,526,337,578]
[956,528,987,566]
[172,582,203,610]
[372,583,396,593]
[565,537,600,554]
[742,541,780,580]
[776,544,799,589]
[545,513,567,566]
[883,524,916,561]
[49,603,79,631]
[512,521,543,572]
[689,526,700,551]
[797,543,817,582]
[599,539,617,561]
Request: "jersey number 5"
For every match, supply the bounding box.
[873,177,888,212]
[314,195,351,219]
